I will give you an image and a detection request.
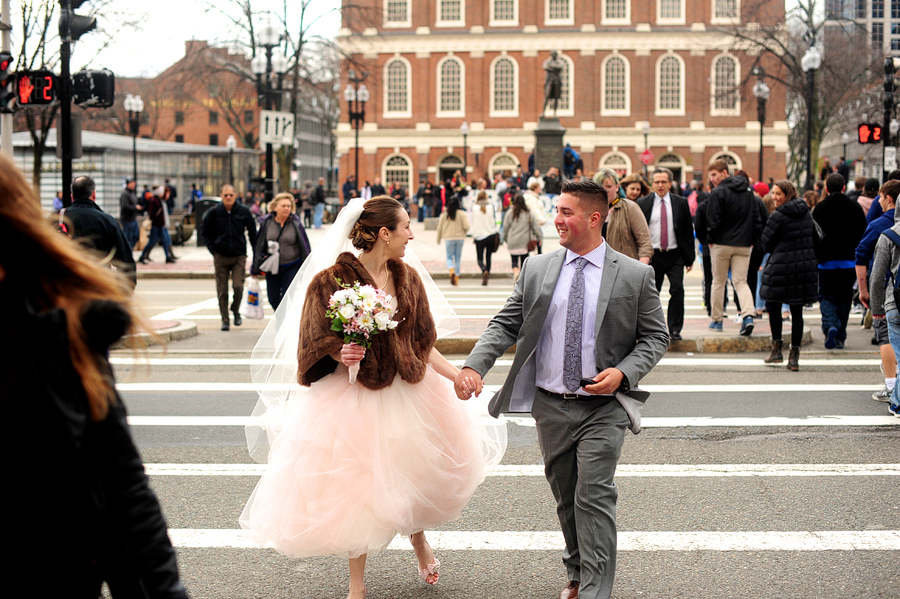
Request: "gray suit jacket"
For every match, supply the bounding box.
[464,245,668,433]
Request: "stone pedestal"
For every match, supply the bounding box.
[534,117,566,176]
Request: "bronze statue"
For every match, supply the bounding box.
[542,51,564,117]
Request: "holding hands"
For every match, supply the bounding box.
[454,367,483,400]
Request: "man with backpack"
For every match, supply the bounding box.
[866,179,900,417]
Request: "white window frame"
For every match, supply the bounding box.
[657,0,686,25]
[435,0,466,28]
[710,0,740,24]
[601,53,631,117]
[655,53,685,116]
[382,153,414,190]
[710,151,742,173]
[490,55,519,118]
[553,53,575,117]
[602,0,631,25]
[598,151,633,176]
[436,55,466,118]
[383,0,411,28]
[545,0,575,26]
[489,152,520,178]
[490,0,519,27]
[710,53,741,117]
[383,56,413,119]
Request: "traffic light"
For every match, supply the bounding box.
[0,52,15,113]
[858,123,884,144]
[59,1,97,42]
[73,69,115,108]
[16,70,57,106]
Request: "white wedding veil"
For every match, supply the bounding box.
[246,197,460,462]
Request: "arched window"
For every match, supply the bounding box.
[656,54,684,115]
[711,151,741,173]
[489,153,519,178]
[384,58,411,117]
[599,152,632,177]
[437,57,464,116]
[491,56,518,116]
[383,154,413,190]
[602,55,629,115]
[711,55,739,115]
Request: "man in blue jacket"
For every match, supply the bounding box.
[856,183,898,400]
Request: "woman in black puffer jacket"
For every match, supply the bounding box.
[760,180,819,370]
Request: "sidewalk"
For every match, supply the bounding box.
[135,219,848,354]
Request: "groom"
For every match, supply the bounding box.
[455,179,668,599]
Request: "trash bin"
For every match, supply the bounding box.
[193,199,219,246]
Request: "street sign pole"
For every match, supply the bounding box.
[1,0,12,158]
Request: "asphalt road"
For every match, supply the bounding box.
[111,277,900,598]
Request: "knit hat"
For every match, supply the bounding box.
[753,182,769,196]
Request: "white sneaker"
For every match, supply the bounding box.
[732,314,743,324]
[873,386,892,402]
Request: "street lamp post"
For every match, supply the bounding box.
[460,121,469,174]
[251,18,287,206]
[642,120,650,179]
[124,93,144,189]
[226,134,237,185]
[752,68,770,184]
[841,131,850,170]
[344,71,369,198]
[801,42,822,191]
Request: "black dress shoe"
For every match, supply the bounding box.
[138,258,149,265]
[233,312,242,326]
[165,257,177,264]
[670,331,682,341]
[221,321,230,331]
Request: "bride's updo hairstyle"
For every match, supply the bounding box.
[349,195,405,251]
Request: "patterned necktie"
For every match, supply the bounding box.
[563,257,586,393]
[660,198,669,249]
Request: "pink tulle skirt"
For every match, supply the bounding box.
[239,364,507,559]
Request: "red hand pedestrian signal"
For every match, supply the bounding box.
[15,71,57,106]
[17,76,34,104]
[858,123,885,144]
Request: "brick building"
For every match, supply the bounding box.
[336,0,789,192]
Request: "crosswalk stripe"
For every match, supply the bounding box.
[127,415,900,427]
[116,382,881,393]
[167,529,900,551]
[143,463,900,477]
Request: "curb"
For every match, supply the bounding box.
[111,320,199,349]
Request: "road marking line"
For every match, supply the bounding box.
[116,383,881,393]
[152,298,221,320]
[144,463,900,477]
[127,415,900,427]
[109,357,876,368]
[168,529,900,551]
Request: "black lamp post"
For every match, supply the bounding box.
[226,134,237,185]
[251,18,287,205]
[124,93,144,188]
[752,68,770,184]
[642,120,650,180]
[344,70,369,197]
[801,40,822,191]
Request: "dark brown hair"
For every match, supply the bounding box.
[773,179,798,204]
[881,180,900,203]
[349,196,404,251]
[0,153,147,421]
[561,178,608,214]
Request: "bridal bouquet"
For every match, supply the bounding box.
[326,278,400,383]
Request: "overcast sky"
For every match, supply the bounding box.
[45,0,342,77]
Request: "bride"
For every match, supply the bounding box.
[240,196,507,598]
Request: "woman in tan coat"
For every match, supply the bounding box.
[595,169,652,264]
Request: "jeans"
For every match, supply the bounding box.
[418,203,431,222]
[139,225,171,261]
[818,268,856,342]
[122,220,139,251]
[264,259,302,311]
[313,202,325,228]
[887,309,900,408]
[445,239,464,273]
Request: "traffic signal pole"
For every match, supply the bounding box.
[1,0,11,158]
[60,29,73,208]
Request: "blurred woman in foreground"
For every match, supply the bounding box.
[0,153,189,598]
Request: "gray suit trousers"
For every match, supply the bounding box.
[532,389,630,599]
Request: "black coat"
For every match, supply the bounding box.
[812,192,867,264]
[202,202,258,257]
[636,192,696,267]
[706,175,763,246]
[66,199,137,287]
[760,198,819,304]
[2,298,188,598]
